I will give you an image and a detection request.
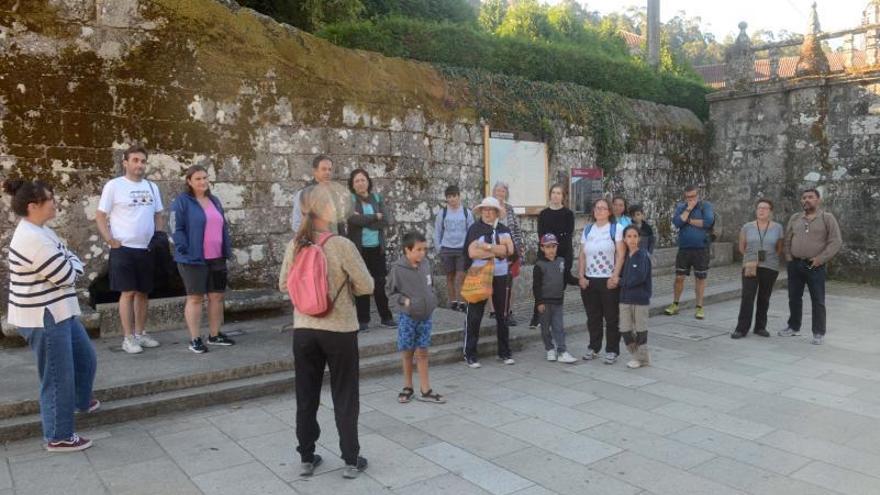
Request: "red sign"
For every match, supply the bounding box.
[571,168,603,179]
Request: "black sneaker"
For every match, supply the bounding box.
[207,332,235,346]
[754,328,771,337]
[358,322,369,333]
[730,331,746,339]
[343,456,368,479]
[300,454,323,477]
[450,302,461,312]
[507,314,518,327]
[458,302,468,313]
[381,319,397,328]
[189,337,208,354]
[529,314,540,329]
[489,311,496,319]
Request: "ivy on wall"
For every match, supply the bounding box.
[442,66,635,177]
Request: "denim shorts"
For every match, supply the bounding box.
[397,313,432,351]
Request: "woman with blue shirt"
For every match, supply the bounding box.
[171,165,235,353]
[731,199,784,339]
[347,169,396,331]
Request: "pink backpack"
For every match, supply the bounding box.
[287,232,346,317]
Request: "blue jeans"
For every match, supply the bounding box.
[18,310,97,442]
[787,260,827,336]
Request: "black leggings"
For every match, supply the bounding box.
[355,247,393,323]
[580,278,621,355]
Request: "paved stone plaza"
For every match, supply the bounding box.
[1,282,878,495]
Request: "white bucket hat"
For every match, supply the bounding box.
[473,196,502,215]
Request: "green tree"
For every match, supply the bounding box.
[496,0,551,40]
[479,0,508,33]
[361,0,477,23]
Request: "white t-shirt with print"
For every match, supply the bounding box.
[581,222,622,278]
[97,177,163,249]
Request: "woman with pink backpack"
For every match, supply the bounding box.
[278,183,374,480]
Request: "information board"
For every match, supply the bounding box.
[484,128,549,212]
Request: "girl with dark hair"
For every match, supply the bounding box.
[346,168,395,331]
[278,184,374,479]
[578,198,625,364]
[4,179,98,452]
[170,165,235,353]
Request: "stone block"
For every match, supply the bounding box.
[191,462,297,495]
[497,418,621,466]
[328,128,391,156]
[670,426,810,475]
[391,132,430,159]
[403,109,426,133]
[414,442,534,495]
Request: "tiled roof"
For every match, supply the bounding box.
[620,30,645,54]
[695,50,869,89]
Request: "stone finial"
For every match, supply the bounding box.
[796,2,830,76]
[725,21,755,89]
[807,1,822,35]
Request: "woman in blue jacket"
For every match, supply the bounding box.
[171,165,235,353]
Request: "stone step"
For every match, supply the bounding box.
[0,262,782,442]
[0,335,529,443]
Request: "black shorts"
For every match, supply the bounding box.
[109,246,154,293]
[675,248,710,279]
[178,259,228,295]
[439,247,465,275]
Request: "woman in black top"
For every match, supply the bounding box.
[531,184,577,327]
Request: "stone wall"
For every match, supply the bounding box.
[0,0,709,316]
[709,76,880,282]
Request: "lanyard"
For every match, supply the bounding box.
[756,221,769,249]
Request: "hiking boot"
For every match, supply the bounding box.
[465,358,481,369]
[546,349,558,361]
[208,332,236,346]
[695,306,705,320]
[189,337,208,354]
[604,352,618,365]
[778,327,800,337]
[450,302,461,312]
[730,331,746,339]
[343,456,368,479]
[122,336,143,354]
[754,328,771,337]
[300,454,323,477]
[46,434,92,453]
[557,352,577,364]
[458,302,468,313]
[811,335,824,345]
[663,303,679,315]
[135,332,160,348]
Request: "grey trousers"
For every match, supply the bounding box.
[539,303,566,353]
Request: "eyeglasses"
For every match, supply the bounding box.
[594,206,609,211]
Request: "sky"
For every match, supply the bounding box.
[546,0,875,40]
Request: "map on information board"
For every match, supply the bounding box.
[485,129,548,211]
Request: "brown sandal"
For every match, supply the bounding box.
[416,389,446,404]
[398,387,414,403]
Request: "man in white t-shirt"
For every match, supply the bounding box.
[96,145,165,354]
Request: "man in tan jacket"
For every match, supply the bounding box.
[779,188,842,345]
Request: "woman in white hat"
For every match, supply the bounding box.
[462,197,517,368]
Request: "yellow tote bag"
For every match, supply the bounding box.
[460,259,495,304]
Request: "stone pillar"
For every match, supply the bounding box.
[867,28,880,66]
[843,33,855,68]
[725,22,755,90]
[647,0,661,68]
[769,46,781,80]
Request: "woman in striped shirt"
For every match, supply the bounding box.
[5,179,98,453]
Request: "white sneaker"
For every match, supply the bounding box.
[604,352,618,365]
[582,351,599,361]
[558,352,577,364]
[546,349,558,361]
[626,360,642,369]
[135,332,160,348]
[122,336,143,354]
[503,358,516,365]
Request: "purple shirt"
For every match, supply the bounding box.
[202,200,224,260]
